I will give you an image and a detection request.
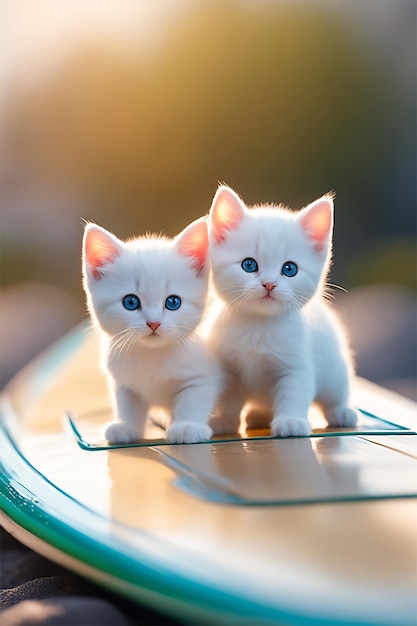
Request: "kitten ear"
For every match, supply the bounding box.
[209,185,245,244]
[299,196,334,253]
[83,223,122,280]
[176,216,209,275]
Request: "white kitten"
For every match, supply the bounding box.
[82,217,221,444]
[206,185,358,437]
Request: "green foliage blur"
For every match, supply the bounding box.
[1,1,416,306]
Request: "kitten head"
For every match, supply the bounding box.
[82,217,209,348]
[208,185,334,316]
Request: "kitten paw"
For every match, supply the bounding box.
[325,406,358,428]
[271,416,311,438]
[166,422,213,444]
[104,422,143,444]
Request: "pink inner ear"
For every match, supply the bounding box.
[300,198,333,252]
[177,218,208,275]
[209,186,245,244]
[84,227,120,279]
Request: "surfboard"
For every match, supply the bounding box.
[1,323,417,625]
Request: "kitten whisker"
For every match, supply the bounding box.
[288,292,310,311]
[110,328,140,365]
[170,328,195,354]
[323,282,348,302]
[326,282,348,293]
[228,287,255,308]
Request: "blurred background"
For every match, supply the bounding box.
[1,0,416,398]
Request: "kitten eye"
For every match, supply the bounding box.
[122,294,141,310]
[165,295,182,311]
[281,262,298,277]
[241,258,258,273]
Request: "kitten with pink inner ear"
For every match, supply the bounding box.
[82,217,222,444]
[206,185,358,437]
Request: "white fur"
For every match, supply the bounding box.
[82,219,221,444]
[207,186,358,437]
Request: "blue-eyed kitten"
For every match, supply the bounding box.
[82,217,222,444]
[206,185,358,437]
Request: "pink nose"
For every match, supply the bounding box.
[147,321,161,332]
[263,282,276,293]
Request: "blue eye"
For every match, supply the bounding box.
[241,258,258,273]
[122,294,141,310]
[165,295,182,311]
[281,262,298,277]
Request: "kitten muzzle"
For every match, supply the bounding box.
[262,282,276,294]
[146,321,161,333]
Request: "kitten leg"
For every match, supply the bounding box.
[324,405,358,428]
[167,376,218,444]
[209,378,245,436]
[316,361,358,428]
[271,371,313,437]
[244,403,273,430]
[318,388,359,429]
[104,386,149,443]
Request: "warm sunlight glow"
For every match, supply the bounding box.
[1,0,188,89]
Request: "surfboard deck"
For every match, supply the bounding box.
[1,323,417,625]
